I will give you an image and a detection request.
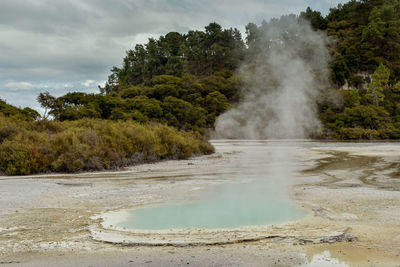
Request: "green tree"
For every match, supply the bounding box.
[37,91,56,119]
[204,91,230,115]
[361,1,400,73]
[300,7,328,30]
[366,63,390,106]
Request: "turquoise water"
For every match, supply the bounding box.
[118,192,303,230]
[117,141,305,230]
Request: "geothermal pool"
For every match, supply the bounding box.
[112,140,398,231]
[116,140,308,230]
[117,189,303,230]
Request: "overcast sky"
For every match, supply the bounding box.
[0,0,349,112]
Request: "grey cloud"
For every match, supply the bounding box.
[0,0,349,110]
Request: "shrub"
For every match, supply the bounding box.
[0,116,214,175]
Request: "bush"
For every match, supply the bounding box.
[0,117,214,175]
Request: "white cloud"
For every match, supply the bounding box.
[4,81,34,90]
[98,80,106,88]
[82,80,95,87]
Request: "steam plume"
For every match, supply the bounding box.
[214,15,330,139]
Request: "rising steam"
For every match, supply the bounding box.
[214,15,331,139]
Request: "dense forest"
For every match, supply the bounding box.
[2,0,400,174]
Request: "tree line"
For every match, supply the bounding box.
[38,70,237,134]
[36,0,400,139]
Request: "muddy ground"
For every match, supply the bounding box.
[0,141,400,266]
